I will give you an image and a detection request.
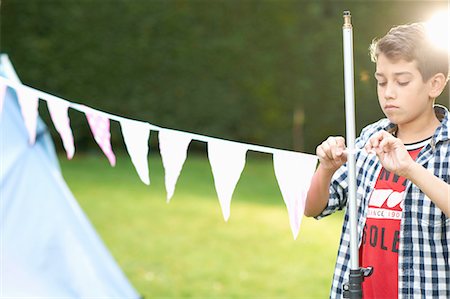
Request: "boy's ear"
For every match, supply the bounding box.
[428,73,447,98]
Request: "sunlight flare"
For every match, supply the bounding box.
[424,10,449,52]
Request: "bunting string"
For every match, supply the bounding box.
[0,75,319,239]
[0,77,308,156]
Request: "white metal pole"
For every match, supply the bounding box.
[342,11,359,272]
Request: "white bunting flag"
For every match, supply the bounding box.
[47,99,75,159]
[208,140,248,221]
[85,109,116,166]
[120,119,151,185]
[0,82,6,116]
[273,150,318,239]
[17,87,39,144]
[158,129,192,202]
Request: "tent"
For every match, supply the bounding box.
[0,54,140,298]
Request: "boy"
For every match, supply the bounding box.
[305,23,449,298]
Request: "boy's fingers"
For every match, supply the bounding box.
[318,136,347,162]
[318,144,334,162]
[326,136,346,159]
[336,136,346,147]
[365,130,399,155]
[373,131,384,145]
[316,146,327,159]
[335,137,346,156]
[367,130,391,150]
[326,136,338,149]
[320,142,332,159]
[379,136,396,152]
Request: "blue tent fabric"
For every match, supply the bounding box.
[0,62,140,298]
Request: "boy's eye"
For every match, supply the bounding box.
[398,81,410,86]
[377,82,387,87]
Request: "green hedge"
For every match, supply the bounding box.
[2,0,448,154]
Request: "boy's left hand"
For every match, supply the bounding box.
[365,130,415,178]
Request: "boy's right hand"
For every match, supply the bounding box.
[316,136,347,172]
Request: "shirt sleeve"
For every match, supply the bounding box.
[314,163,348,220]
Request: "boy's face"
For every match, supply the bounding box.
[375,53,434,126]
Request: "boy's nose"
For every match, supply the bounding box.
[384,84,396,100]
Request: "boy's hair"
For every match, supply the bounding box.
[370,22,449,82]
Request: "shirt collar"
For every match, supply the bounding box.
[430,105,449,144]
[382,105,450,144]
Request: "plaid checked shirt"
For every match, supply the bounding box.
[317,105,450,298]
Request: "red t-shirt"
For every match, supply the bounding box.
[359,139,428,299]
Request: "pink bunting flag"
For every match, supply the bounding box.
[120,119,151,185]
[17,87,39,144]
[273,150,318,240]
[47,99,75,159]
[208,140,248,221]
[0,82,7,117]
[85,109,116,166]
[158,129,192,202]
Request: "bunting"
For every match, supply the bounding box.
[47,99,75,159]
[120,119,151,185]
[273,150,318,239]
[0,76,320,239]
[85,108,116,166]
[16,87,39,144]
[208,140,248,221]
[158,129,192,202]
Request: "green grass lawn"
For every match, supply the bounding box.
[60,151,344,299]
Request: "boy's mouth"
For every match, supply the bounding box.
[384,105,399,110]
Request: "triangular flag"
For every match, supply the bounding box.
[120,119,151,185]
[47,99,75,159]
[208,140,247,221]
[16,87,39,144]
[85,109,116,166]
[158,129,192,202]
[0,82,7,117]
[273,150,318,239]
